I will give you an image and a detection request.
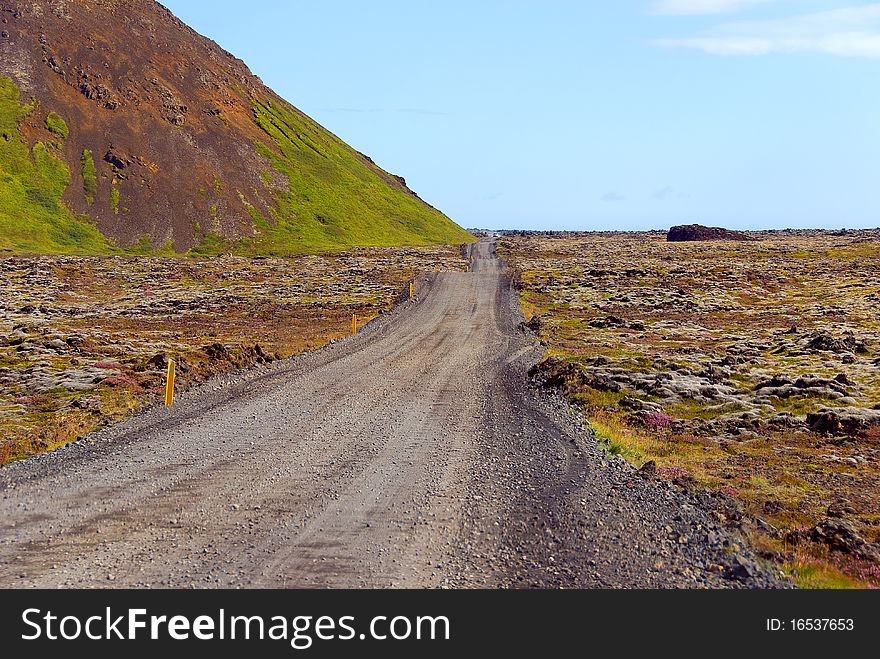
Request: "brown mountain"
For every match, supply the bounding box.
[0,0,471,254]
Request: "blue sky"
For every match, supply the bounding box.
[163,1,879,231]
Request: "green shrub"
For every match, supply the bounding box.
[81,149,97,204]
[0,76,110,254]
[110,186,120,215]
[45,112,69,139]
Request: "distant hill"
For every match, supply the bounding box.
[0,0,472,255]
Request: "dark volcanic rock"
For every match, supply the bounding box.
[588,315,627,329]
[530,357,622,392]
[667,224,750,242]
[147,353,169,370]
[103,146,130,170]
[806,407,880,436]
[807,410,841,435]
[809,518,880,561]
[525,315,542,332]
[805,332,868,354]
[826,499,856,519]
[204,343,230,360]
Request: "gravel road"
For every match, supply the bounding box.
[0,241,786,588]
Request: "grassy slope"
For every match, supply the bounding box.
[192,97,471,256]
[0,76,111,254]
[1,73,470,255]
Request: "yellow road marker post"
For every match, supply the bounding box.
[164,359,176,406]
[409,281,414,300]
[352,314,357,336]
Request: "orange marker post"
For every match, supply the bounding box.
[352,314,357,336]
[164,359,176,406]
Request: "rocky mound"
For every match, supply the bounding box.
[0,0,471,254]
[667,224,750,242]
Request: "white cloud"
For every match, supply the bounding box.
[651,0,773,15]
[654,3,880,56]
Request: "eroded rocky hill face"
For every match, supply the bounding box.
[0,0,471,254]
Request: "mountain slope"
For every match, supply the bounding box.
[0,0,471,254]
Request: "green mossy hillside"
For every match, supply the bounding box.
[1,74,470,256]
[240,97,473,255]
[0,76,111,254]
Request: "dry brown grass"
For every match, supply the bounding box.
[0,245,468,462]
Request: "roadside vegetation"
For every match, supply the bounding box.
[0,245,469,463]
[502,231,880,588]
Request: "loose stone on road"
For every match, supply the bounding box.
[0,240,785,588]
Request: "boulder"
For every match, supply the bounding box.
[147,353,169,370]
[805,332,868,354]
[103,146,130,170]
[203,343,230,360]
[810,518,880,561]
[767,412,806,429]
[667,224,749,242]
[806,407,880,437]
[724,554,764,581]
[826,500,856,519]
[252,344,273,363]
[618,396,662,412]
[588,315,627,329]
[755,374,792,390]
[44,338,68,352]
[530,358,622,392]
[65,334,86,348]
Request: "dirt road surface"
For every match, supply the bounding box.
[0,241,785,588]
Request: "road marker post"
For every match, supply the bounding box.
[409,281,414,300]
[164,359,176,406]
[352,314,357,335]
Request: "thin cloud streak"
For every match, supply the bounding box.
[654,3,880,57]
[651,0,773,15]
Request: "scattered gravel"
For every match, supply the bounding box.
[0,242,788,588]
